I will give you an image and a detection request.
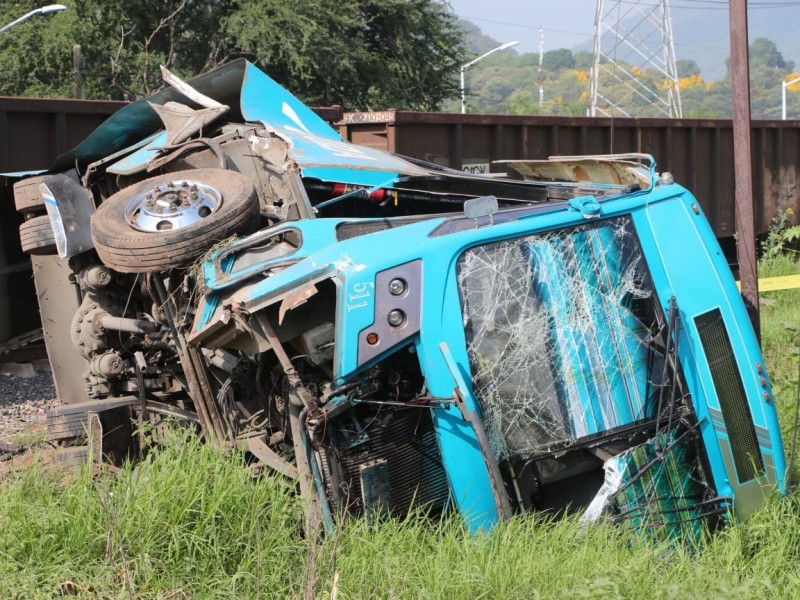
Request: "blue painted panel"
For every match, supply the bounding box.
[239,62,340,141]
[107,132,167,175]
[239,63,423,184]
[427,242,499,529]
[301,168,400,188]
[101,61,422,184]
[633,191,786,501]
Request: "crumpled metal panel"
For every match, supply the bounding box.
[497,153,654,189]
[71,59,426,187]
[50,61,250,172]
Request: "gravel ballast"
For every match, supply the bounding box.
[0,370,59,444]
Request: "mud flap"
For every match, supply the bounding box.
[40,173,94,258]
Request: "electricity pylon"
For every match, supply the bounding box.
[590,0,682,118]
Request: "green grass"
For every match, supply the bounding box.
[2,257,800,599]
[757,253,800,516]
[4,440,800,599]
[0,434,306,599]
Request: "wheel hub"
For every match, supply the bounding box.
[125,180,222,232]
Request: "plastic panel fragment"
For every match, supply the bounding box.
[584,430,718,545]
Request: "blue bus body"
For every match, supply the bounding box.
[16,60,785,542]
[192,164,785,539]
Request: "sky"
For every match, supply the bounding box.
[449,0,595,56]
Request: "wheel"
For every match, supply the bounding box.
[90,168,259,273]
[19,215,57,255]
[13,176,47,214]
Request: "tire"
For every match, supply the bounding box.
[19,215,57,255]
[13,176,47,214]
[91,168,259,273]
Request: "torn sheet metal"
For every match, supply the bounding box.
[65,59,426,187]
[497,153,654,189]
[49,61,252,172]
[148,101,228,147]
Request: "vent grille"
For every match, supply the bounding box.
[328,408,450,517]
[336,221,391,241]
[336,217,421,241]
[695,309,765,483]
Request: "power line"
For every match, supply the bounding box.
[460,16,591,37]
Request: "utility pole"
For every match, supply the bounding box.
[73,44,83,99]
[538,27,544,109]
[729,0,760,339]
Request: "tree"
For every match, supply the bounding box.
[339,0,466,110]
[0,1,77,98]
[574,51,593,70]
[750,37,793,70]
[0,0,465,110]
[677,59,701,78]
[457,17,502,55]
[542,49,575,71]
[501,88,537,114]
[0,0,231,100]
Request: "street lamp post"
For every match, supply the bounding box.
[460,40,519,114]
[0,4,67,35]
[782,75,800,119]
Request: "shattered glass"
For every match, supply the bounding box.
[457,217,658,459]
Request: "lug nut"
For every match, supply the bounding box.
[387,309,406,327]
[388,278,406,296]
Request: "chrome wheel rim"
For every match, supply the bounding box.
[124,180,222,232]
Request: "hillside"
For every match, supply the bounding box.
[457,16,800,118]
[669,4,800,81]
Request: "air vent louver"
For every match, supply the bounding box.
[695,309,764,483]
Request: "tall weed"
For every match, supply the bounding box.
[2,255,800,598]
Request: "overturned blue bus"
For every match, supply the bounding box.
[13,60,785,541]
